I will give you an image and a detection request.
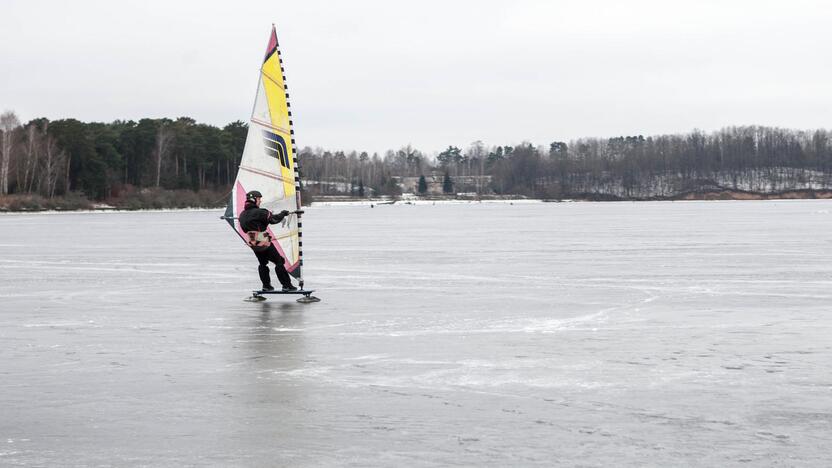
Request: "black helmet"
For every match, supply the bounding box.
[246,190,263,201]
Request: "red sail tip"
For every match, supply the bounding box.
[264,26,278,63]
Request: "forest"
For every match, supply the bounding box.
[1,110,831,210]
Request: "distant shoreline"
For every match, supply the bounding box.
[2,189,832,214]
[316,189,832,205]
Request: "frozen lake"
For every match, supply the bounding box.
[1,200,831,466]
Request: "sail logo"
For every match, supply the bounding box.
[262,130,290,169]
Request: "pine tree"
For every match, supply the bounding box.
[442,171,453,194]
[417,175,427,194]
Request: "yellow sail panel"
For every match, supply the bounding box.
[261,53,290,136]
[262,72,292,136]
[261,36,295,198]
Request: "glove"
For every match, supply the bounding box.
[279,210,290,217]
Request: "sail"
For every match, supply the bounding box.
[225,25,304,285]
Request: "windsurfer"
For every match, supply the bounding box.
[238,190,298,292]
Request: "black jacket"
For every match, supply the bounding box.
[239,201,288,232]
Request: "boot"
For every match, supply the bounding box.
[258,265,273,291]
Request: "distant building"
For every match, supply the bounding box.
[396,173,492,195]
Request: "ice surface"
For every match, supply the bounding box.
[1,201,831,466]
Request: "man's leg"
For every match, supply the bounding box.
[274,263,295,290]
[265,245,295,290]
[254,249,273,290]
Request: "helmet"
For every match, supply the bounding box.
[246,190,263,201]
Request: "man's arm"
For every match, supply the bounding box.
[268,210,291,224]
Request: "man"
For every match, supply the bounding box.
[238,190,298,292]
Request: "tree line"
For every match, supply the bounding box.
[0,111,246,200]
[299,126,832,199]
[1,110,830,203]
[486,127,832,199]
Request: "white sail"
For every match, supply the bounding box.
[225,25,304,284]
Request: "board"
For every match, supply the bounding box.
[248,289,321,303]
[253,289,315,296]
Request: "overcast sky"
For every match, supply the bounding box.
[2,0,831,154]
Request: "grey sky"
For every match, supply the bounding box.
[2,0,830,154]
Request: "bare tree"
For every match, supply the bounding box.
[467,140,486,193]
[41,123,67,198]
[21,124,42,193]
[153,122,174,187]
[0,111,21,195]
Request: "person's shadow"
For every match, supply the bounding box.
[218,301,312,452]
[248,301,307,374]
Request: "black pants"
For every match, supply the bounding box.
[253,244,293,289]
